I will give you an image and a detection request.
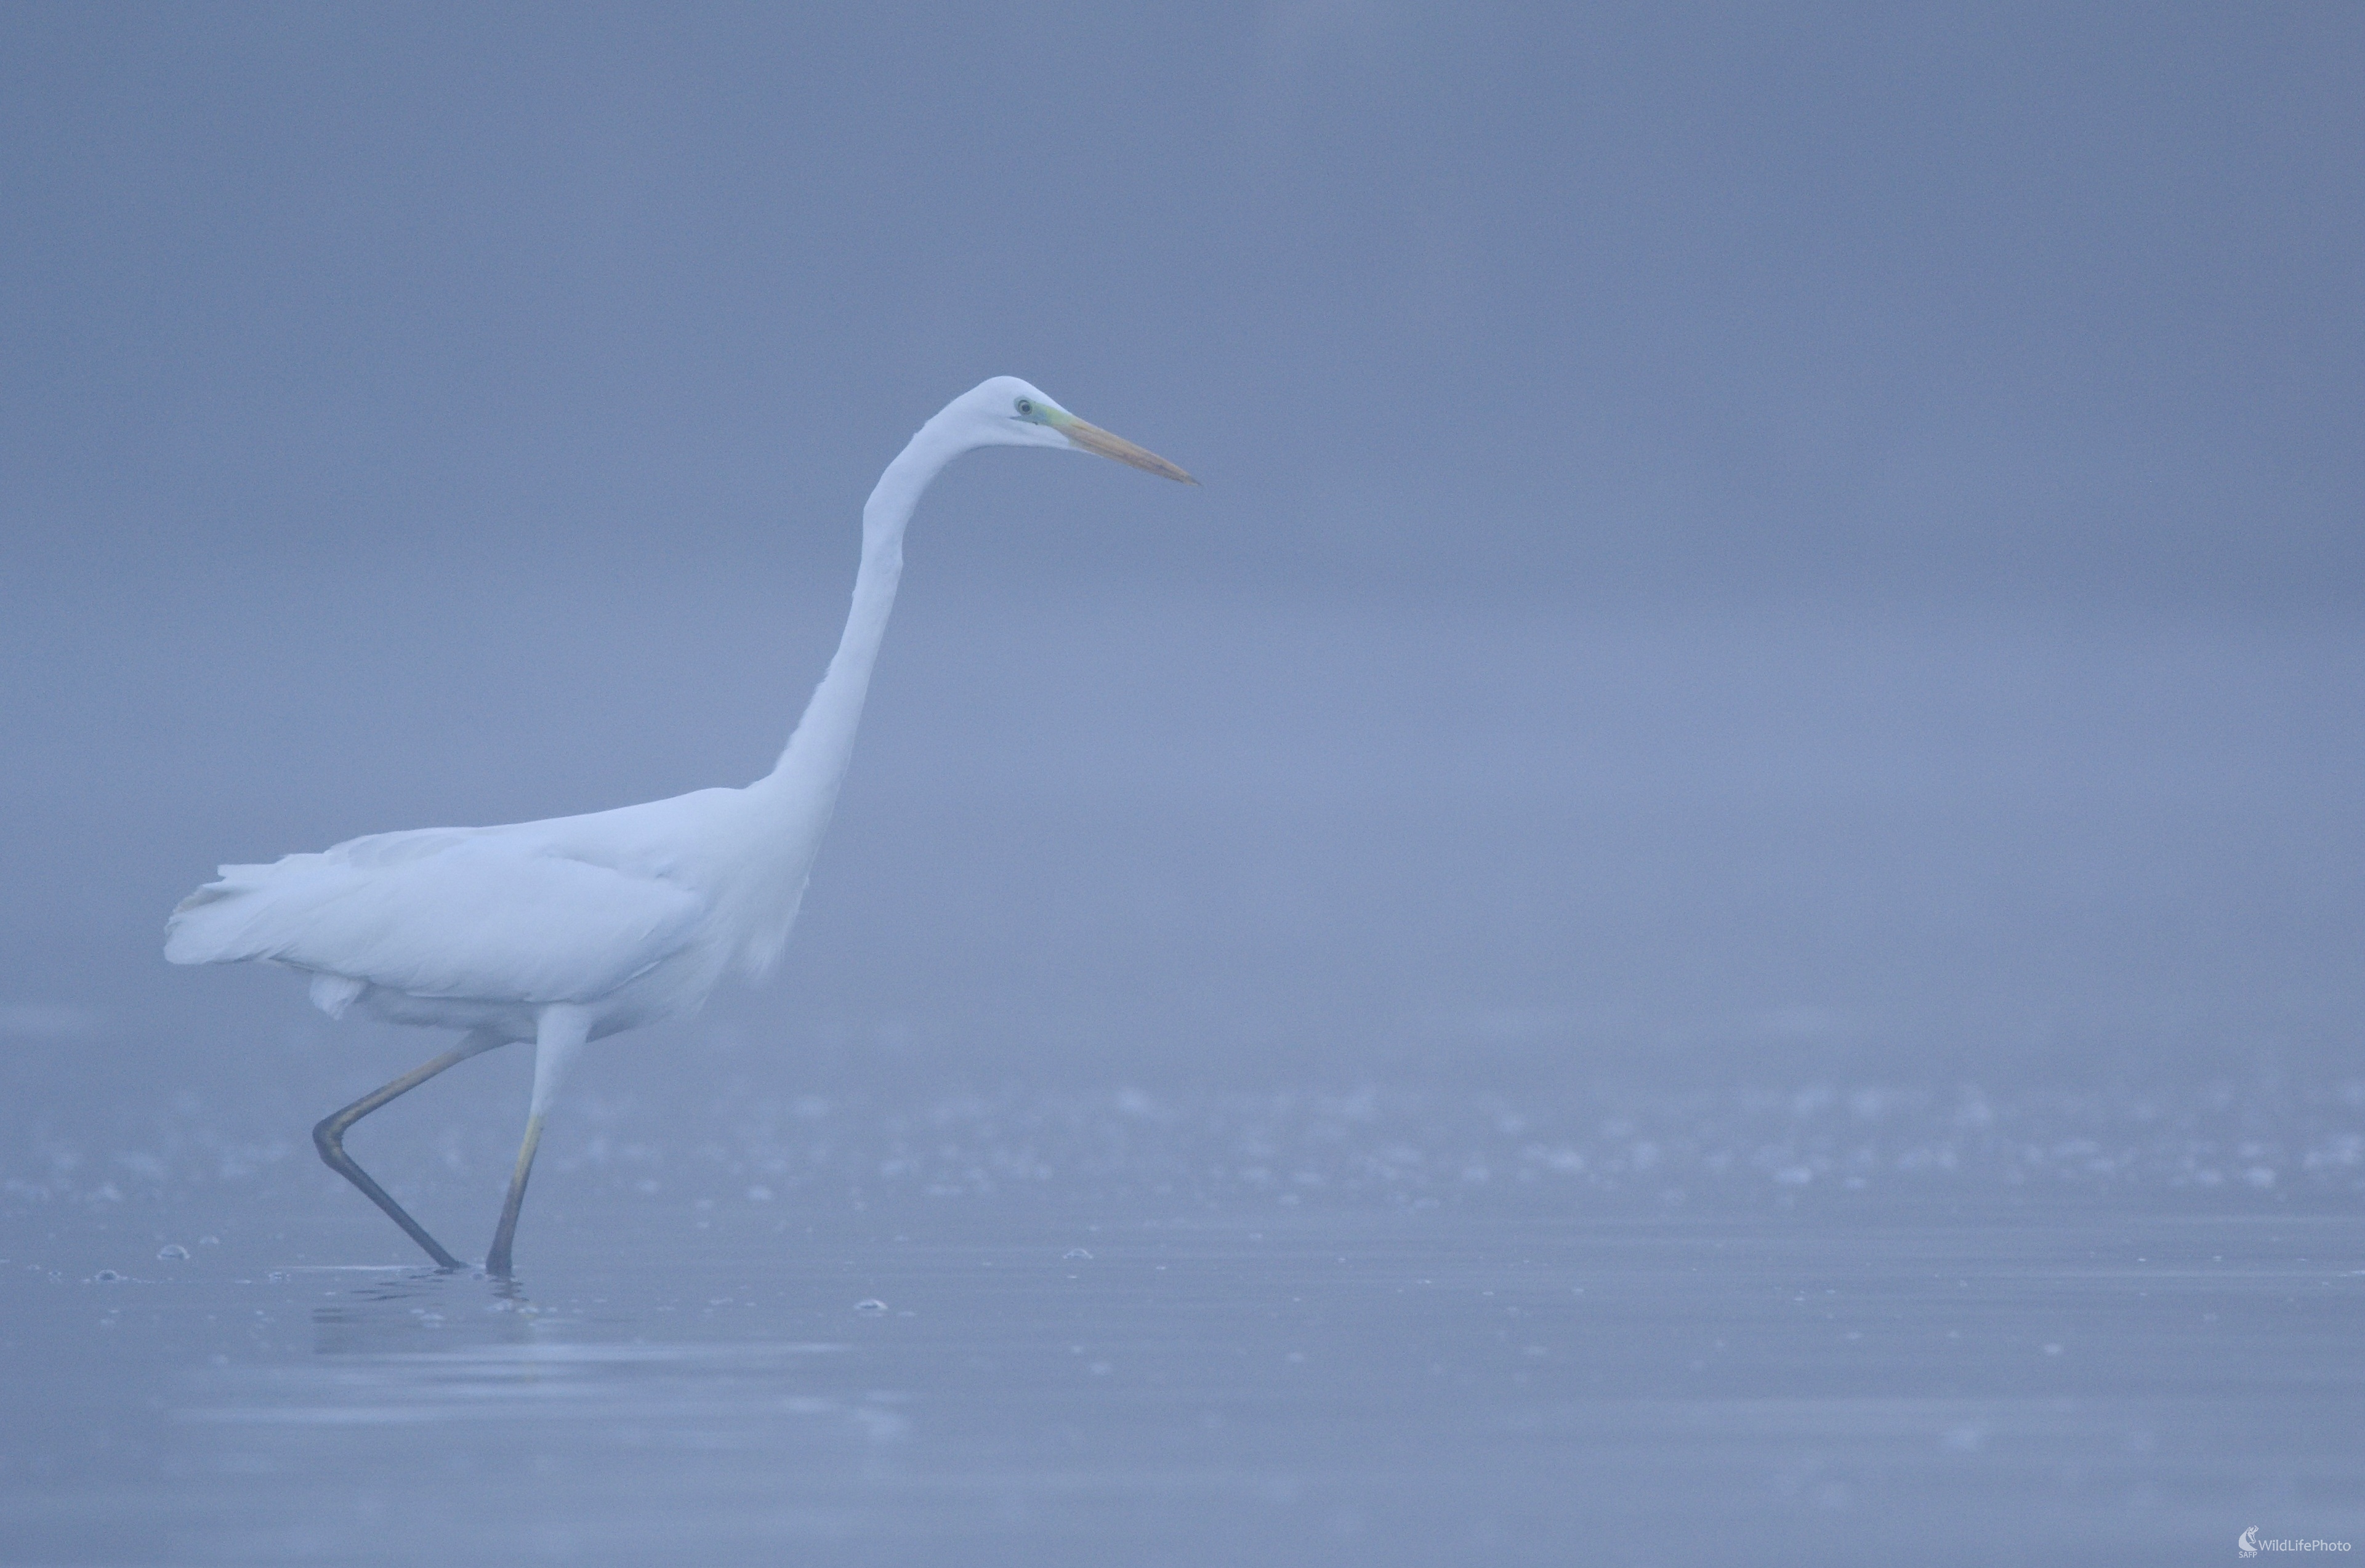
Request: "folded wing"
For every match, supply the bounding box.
[165,826,707,1006]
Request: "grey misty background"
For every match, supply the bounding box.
[2,2,2360,1130]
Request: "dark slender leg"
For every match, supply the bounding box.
[485,1007,588,1279]
[312,1030,506,1269]
[483,1111,545,1279]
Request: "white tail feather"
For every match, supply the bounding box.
[308,973,366,1018]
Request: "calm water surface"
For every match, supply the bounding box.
[4,1084,2361,1566]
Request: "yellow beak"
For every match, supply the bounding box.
[1058,417,1197,484]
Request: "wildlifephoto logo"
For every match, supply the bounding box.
[2242,1527,2353,1557]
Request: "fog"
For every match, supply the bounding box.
[3,6,2360,1564]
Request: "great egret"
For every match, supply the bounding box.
[166,377,1193,1276]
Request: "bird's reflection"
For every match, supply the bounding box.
[290,1271,866,1436]
[308,1268,550,1358]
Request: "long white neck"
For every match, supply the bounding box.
[725,413,965,977]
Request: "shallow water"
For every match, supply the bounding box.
[5,1084,2361,1566]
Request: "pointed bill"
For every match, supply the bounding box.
[1057,416,1197,484]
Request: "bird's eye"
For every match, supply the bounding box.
[1014,398,1034,416]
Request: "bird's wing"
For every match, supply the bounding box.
[165,825,706,1005]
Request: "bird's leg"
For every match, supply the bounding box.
[485,1007,588,1279]
[484,1114,544,1279]
[312,1029,507,1270]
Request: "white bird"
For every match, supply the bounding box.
[166,378,1193,1276]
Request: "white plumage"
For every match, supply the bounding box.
[170,816,711,1013]
[167,377,1192,1274]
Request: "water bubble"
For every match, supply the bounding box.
[197,1236,220,1247]
[94,1269,123,1282]
[266,1271,289,1283]
[853,1298,888,1315]
[157,1244,190,1261]
[1063,1248,1093,1261]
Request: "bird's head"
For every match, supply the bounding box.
[944,376,1196,483]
